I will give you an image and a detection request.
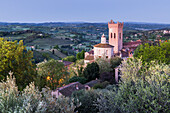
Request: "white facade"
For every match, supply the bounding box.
[51,90,62,98]
[94,47,114,60]
[94,34,114,60]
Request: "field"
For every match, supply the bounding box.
[26,37,74,49]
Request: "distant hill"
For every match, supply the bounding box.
[0,22,170,30]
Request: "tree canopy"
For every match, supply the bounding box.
[76,50,85,60]
[36,59,69,90]
[0,38,35,90]
[95,57,113,74]
[62,55,76,62]
[83,62,99,81]
[133,41,170,64]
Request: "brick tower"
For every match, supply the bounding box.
[108,20,124,54]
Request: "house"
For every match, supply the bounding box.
[59,60,73,70]
[51,80,101,98]
[51,82,87,98]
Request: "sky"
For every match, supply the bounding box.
[0,0,170,24]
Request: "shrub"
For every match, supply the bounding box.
[72,90,99,113]
[100,72,115,84]
[69,76,87,84]
[0,73,79,113]
[93,81,110,89]
[97,58,170,113]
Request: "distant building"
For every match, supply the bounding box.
[163,30,170,34]
[58,60,73,70]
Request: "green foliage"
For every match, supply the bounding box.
[133,41,170,64]
[76,50,85,60]
[110,57,122,69]
[100,72,115,84]
[83,62,100,81]
[69,76,87,84]
[0,38,35,90]
[77,66,84,77]
[72,90,99,113]
[93,81,110,89]
[68,59,84,78]
[62,55,76,62]
[95,57,113,74]
[53,45,59,49]
[42,52,51,59]
[97,58,170,113]
[0,74,79,113]
[33,50,50,63]
[36,59,69,90]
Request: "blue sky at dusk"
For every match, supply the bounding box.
[0,0,170,24]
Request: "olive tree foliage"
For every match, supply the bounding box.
[96,58,170,113]
[72,89,100,113]
[0,73,79,113]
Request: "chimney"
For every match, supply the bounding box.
[76,84,79,90]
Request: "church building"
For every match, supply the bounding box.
[85,20,123,63]
[84,19,141,64]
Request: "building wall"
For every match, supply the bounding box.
[51,90,62,98]
[94,47,114,60]
[108,21,123,53]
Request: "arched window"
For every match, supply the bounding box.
[114,33,116,38]
[111,33,113,38]
[119,33,121,38]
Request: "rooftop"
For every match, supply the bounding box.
[94,43,114,48]
[58,82,85,97]
[84,55,94,60]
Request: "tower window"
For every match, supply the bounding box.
[111,33,113,38]
[119,33,121,38]
[114,33,116,38]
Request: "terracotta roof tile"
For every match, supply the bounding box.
[94,43,114,48]
[62,61,73,66]
[88,50,94,54]
[84,55,94,60]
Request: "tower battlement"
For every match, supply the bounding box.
[108,20,124,28]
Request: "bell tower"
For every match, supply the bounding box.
[108,20,123,54]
